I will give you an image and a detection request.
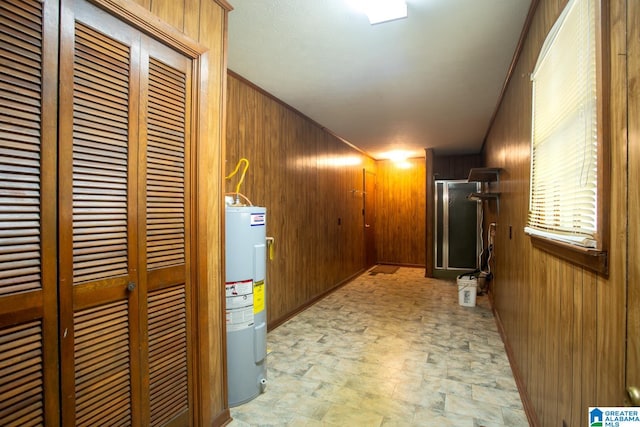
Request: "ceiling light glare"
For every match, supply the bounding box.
[385,150,410,162]
[346,0,408,25]
[367,0,407,24]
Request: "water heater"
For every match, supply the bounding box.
[225,205,267,406]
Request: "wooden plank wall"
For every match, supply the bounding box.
[432,153,482,181]
[375,159,426,266]
[126,0,230,423]
[628,0,640,399]
[226,73,376,328]
[483,0,630,425]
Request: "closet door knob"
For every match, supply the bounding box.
[127,282,136,292]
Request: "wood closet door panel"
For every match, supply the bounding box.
[147,286,188,426]
[0,0,58,424]
[59,7,141,423]
[146,55,188,272]
[0,321,45,426]
[72,23,133,286]
[0,0,46,299]
[73,301,132,425]
[59,1,193,425]
[143,43,192,426]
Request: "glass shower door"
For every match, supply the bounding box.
[435,180,480,271]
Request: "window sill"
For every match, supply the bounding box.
[529,235,608,275]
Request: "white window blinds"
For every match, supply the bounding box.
[525,0,598,248]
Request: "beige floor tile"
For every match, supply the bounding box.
[412,406,475,426]
[321,403,385,426]
[228,267,527,426]
[471,384,525,409]
[310,382,367,408]
[501,406,530,426]
[444,394,505,424]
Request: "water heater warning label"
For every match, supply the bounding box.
[226,279,253,297]
[226,293,253,310]
[253,280,265,313]
[250,213,266,226]
[226,279,254,331]
[226,307,254,331]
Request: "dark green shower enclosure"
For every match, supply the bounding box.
[435,180,481,274]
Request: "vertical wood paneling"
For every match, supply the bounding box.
[190,1,228,422]
[582,270,598,414]
[596,0,627,406]
[226,73,373,327]
[364,169,376,267]
[375,158,426,266]
[528,245,544,420]
[226,71,428,325]
[425,150,434,276]
[150,0,185,31]
[483,0,630,424]
[569,271,584,425]
[558,261,575,425]
[543,255,560,427]
[128,0,150,8]
[627,0,640,396]
[432,153,482,180]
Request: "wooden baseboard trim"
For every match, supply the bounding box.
[376,262,425,268]
[489,291,540,427]
[212,408,231,426]
[267,268,366,331]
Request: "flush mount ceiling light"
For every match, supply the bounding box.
[347,0,408,25]
[382,150,414,168]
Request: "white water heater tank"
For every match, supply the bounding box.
[225,206,267,407]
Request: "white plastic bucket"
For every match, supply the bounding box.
[457,275,478,307]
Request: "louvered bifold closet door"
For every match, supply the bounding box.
[58,1,141,425]
[58,1,194,426]
[142,39,193,427]
[0,0,59,425]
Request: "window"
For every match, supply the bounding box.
[525,0,608,273]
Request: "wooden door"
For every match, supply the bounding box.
[363,170,376,267]
[58,1,193,425]
[0,0,60,425]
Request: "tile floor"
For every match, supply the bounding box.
[229,267,529,427]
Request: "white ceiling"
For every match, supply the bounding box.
[227,0,532,159]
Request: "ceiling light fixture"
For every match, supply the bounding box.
[382,150,414,169]
[385,150,411,162]
[347,0,408,25]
